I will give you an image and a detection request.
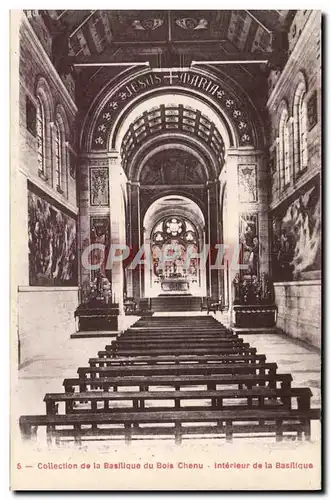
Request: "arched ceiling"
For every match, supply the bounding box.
[121,104,225,174]
[144,195,205,237]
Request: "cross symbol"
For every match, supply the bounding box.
[164,69,179,85]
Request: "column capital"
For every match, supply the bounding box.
[127,180,140,188]
[225,147,266,159]
[206,179,220,187]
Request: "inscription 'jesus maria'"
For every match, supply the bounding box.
[121,70,227,99]
[155,70,226,98]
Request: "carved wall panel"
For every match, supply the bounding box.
[89,166,109,206]
[238,164,257,202]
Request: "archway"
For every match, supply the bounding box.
[143,195,206,298]
[78,67,268,313]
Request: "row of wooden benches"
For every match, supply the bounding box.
[19,318,320,445]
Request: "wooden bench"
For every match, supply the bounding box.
[111,339,246,350]
[114,335,242,343]
[124,327,231,333]
[120,332,235,340]
[103,345,258,358]
[91,353,267,367]
[77,362,278,381]
[43,387,313,415]
[19,407,320,445]
[105,344,257,357]
[63,372,293,393]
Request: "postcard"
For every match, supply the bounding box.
[10,9,322,491]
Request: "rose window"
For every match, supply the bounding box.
[166,218,183,236]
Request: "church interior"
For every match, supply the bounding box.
[12,10,321,454]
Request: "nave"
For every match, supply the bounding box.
[18,314,320,448]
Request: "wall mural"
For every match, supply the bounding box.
[271,181,321,281]
[89,167,109,206]
[90,216,111,281]
[238,164,257,202]
[239,213,259,276]
[28,189,77,286]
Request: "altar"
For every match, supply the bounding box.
[160,277,190,293]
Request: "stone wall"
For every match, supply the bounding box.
[274,281,321,348]
[12,13,79,367]
[267,11,321,348]
[17,288,79,366]
[267,11,321,207]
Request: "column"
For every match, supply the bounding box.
[127,181,141,301]
[207,180,221,301]
[223,149,240,308]
[225,147,271,311]
[78,153,111,302]
[109,154,127,314]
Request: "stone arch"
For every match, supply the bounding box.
[54,104,69,191]
[35,75,54,179]
[55,103,70,140]
[292,72,308,172]
[126,134,219,184]
[35,75,54,120]
[79,67,265,152]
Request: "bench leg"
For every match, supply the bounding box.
[125,423,132,444]
[66,400,74,414]
[74,424,82,445]
[276,420,283,442]
[79,381,87,392]
[46,425,54,446]
[297,396,311,412]
[133,400,139,411]
[20,422,32,441]
[303,419,311,441]
[216,398,223,409]
[175,422,182,445]
[225,421,233,442]
[46,401,57,415]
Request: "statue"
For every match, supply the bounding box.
[248,237,259,276]
[233,273,241,304]
[89,271,112,304]
[260,272,274,304]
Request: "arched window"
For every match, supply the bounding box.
[284,119,291,185]
[278,107,290,188]
[35,76,54,182]
[54,122,62,189]
[293,80,308,173]
[54,106,69,195]
[36,97,45,174]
